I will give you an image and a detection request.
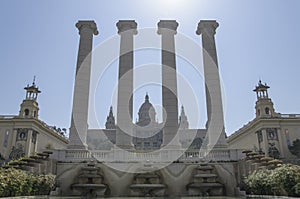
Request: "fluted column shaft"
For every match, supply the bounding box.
[69,21,98,149]
[116,20,137,149]
[196,20,227,148]
[158,20,180,148]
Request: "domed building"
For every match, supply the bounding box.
[133,94,163,150]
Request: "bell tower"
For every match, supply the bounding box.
[19,77,41,119]
[253,80,275,118]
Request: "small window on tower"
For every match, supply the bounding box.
[265,107,270,115]
[24,109,29,116]
[33,111,36,117]
[258,109,260,116]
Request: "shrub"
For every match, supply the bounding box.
[0,168,55,197]
[245,164,300,196]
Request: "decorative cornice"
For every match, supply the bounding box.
[0,117,68,143]
[227,116,300,143]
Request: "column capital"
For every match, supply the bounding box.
[157,20,178,35]
[76,20,98,35]
[116,20,137,35]
[196,20,219,35]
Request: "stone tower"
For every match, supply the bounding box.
[253,80,276,118]
[19,77,41,119]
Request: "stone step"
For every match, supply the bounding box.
[136,174,159,179]
[194,173,217,178]
[78,174,103,178]
[130,184,166,189]
[72,183,106,189]
[81,166,98,171]
[196,165,214,170]
[188,182,223,188]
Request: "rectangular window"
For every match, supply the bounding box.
[267,128,278,140]
[3,130,9,148]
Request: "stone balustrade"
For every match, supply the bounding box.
[280,114,300,118]
[53,148,242,162]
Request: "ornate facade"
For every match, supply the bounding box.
[227,81,300,160]
[0,80,68,162]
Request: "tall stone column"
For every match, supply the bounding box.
[158,20,180,148]
[68,21,98,149]
[196,20,228,148]
[116,20,137,149]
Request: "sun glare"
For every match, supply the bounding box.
[159,0,185,9]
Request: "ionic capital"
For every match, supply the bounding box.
[196,20,219,35]
[157,20,178,35]
[116,20,137,35]
[76,20,98,35]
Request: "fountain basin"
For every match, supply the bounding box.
[188,182,224,196]
[72,183,107,197]
[130,184,166,189]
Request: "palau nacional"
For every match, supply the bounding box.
[0,19,300,197]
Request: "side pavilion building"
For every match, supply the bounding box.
[227,80,300,161]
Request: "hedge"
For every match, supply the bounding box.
[0,168,55,197]
[245,164,300,196]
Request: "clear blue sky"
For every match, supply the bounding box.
[0,0,300,135]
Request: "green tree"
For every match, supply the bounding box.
[289,139,300,158]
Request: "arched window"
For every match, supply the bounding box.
[24,109,29,116]
[265,107,270,115]
[258,109,260,116]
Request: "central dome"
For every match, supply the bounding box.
[137,93,156,126]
